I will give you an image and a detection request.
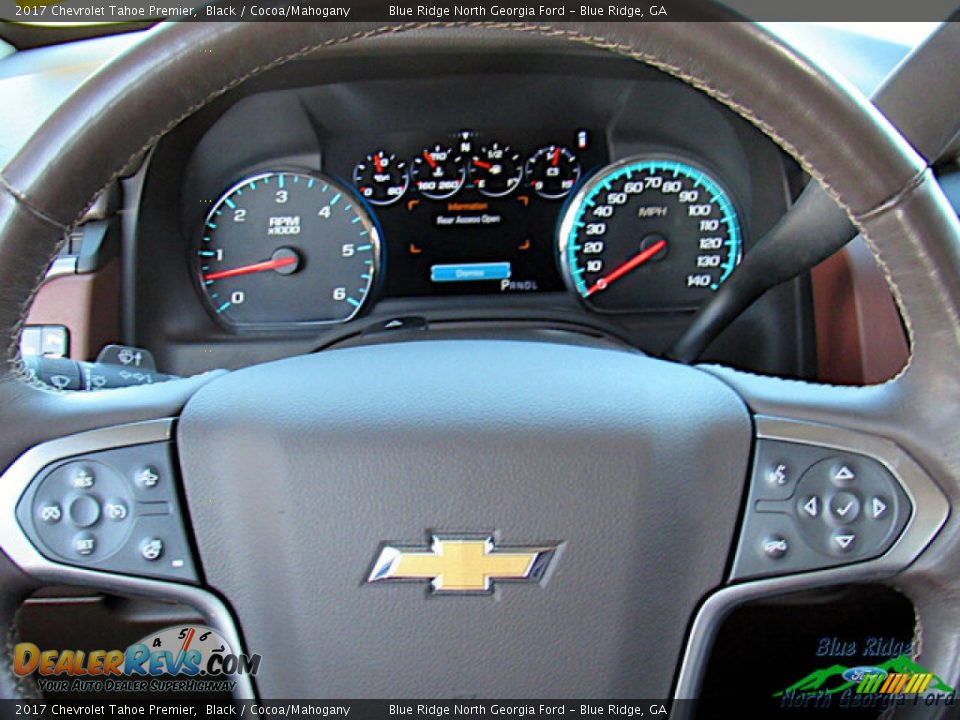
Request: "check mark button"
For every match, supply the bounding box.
[829,492,861,523]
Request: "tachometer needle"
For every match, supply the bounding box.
[585,239,668,296]
[204,255,297,281]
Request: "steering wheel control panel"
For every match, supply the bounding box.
[731,439,912,581]
[15,441,198,583]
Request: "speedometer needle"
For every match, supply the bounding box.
[204,256,297,281]
[585,239,668,296]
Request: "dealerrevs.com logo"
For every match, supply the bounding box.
[14,624,260,694]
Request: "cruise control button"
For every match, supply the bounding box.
[140,538,164,561]
[762,535,789,559]
[68,495,101,528]
[71,466,95,489]
[829,492,861,522]
[73,532,97,557]
[38,502,62,524]
[134,466,160,489]
[871,497,889,520]
[800,496,820,518]
[104,501,129,521]
[832,532,857,552]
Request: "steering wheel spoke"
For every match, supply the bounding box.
[673,365,957,700]
[0,410,255,699]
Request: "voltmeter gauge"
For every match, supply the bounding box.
[525,145,580,199]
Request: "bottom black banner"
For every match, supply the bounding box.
[1,697,959,720]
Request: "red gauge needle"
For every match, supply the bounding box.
[422,151,437,169]
[473,159,493,170]
[585,239,668,296]
[551,147,561,167]
[204,256,297,281]
[373,154,384,173]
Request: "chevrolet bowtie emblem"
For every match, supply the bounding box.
[367,535,559,594]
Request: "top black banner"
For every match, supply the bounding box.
[2,0,959,23]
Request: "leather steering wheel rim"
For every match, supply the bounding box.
[2,16,960,704]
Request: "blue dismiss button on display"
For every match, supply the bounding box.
[430,262,512,283]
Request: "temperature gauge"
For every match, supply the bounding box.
[353,150,408,206]
[411,144,465,199]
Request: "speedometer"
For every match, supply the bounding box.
[557,157,743,311]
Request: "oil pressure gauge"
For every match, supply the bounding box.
[353,150,408,206]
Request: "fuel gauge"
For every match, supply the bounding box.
[469,142,523,197]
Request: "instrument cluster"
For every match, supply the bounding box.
[195,128,746,330]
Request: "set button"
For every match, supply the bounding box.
[73,532,96,557]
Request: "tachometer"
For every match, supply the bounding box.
[558,157,743,311]
[196,171,379,328]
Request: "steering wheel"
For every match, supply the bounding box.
[1,17,959,704]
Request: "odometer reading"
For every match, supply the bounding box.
[196,172,379,327]
[558,158,743,312]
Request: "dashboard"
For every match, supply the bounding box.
[130,40,812,378]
